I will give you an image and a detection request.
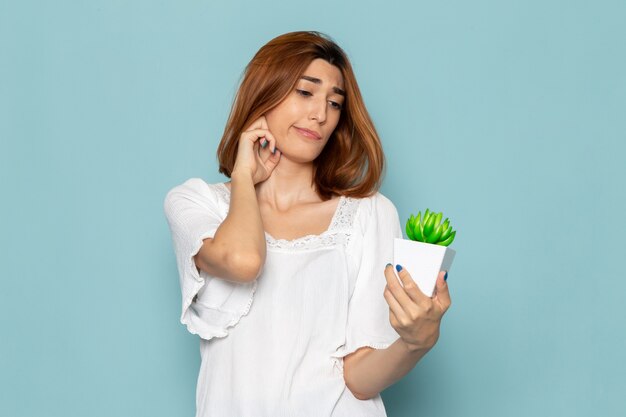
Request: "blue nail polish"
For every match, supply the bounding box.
[444,271,448,281]
[386,263,392,267]
[395,264,402,272]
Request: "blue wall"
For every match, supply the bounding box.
[1,1,624,416]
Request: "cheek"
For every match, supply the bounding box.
[265,104,295,132]
[264,112,283,137]
[328,113,342,133]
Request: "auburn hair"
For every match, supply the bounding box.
[217,31,386,200]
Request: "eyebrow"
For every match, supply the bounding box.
[300,75,346,96]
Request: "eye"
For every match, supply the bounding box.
[297,88,342,110]
[329,101,343,110]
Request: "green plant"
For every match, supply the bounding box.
[405,209,456,246]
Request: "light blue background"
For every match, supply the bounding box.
[1,1,624,416]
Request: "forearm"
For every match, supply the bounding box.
[346,337,431,400]
[212,171,266,273]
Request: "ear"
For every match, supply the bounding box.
[259,115,268,129]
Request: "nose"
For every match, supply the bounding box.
[309,97,327,124]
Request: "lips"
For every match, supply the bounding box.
[294,126,322,140]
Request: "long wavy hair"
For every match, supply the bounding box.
[217,31,385,200]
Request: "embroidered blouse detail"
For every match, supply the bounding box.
[214,182,359,251]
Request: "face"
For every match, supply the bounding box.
[264,58,345,163]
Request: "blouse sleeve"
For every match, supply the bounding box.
[163,178,256,341]
[332,192,403,362]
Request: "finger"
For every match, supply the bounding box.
[394,265,431,305]
[383,284,408,323]
[244,129,278,155]
[384,264,417,315]
[256,130,278,154]
[243,129,269,150]
[263,147,281,169]
[433,270,451,312]
[388,307,401,330]
[256,132,281,167]
[245,116,269,132]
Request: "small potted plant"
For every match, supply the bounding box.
[393,209,457,297]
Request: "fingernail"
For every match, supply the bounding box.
[444,271,448,281]
[395,264,402,272]
[386,263,392,267]
[271,146,275,154]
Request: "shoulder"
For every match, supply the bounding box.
[163,178,224,211]
[355,190,399,217]
[353,191,400,233]
[372,191,398,216]
[166,177,211,196]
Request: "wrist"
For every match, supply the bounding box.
[400,339,432,355]
[231,169,254,183]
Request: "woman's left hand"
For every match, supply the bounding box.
[383,265,451,352]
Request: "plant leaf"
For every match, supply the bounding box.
[434,212,443,229]
[414,216,425,241]
[423,214,436,237]
[437,230,456,246]
[405,218,416,240]
[427,223,444,243]
[440,225,452,241]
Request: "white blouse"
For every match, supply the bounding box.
[164,178,403,417]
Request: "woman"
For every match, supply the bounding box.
[164,31,451,417]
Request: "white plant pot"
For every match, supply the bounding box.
[393,238,456,297]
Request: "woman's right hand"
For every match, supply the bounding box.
[232,116,282,185]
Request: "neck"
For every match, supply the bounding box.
[255,158,319,211]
